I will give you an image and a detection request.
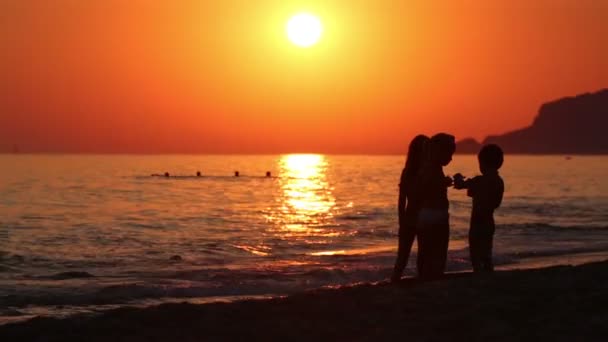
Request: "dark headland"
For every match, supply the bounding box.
[1,260,607,341]
[457,89,608,154]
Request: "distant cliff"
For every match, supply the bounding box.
[456,89,608,154]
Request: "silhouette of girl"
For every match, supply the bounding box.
[416,133,455,279]
[392,134,430,282]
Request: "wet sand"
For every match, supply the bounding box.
[1,260,607,341]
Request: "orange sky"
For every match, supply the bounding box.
[1,0,607,154]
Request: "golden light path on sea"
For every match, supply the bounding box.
[265,154,339,240]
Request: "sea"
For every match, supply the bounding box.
[1,154,607,324]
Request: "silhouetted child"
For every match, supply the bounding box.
[454,144,504,273]
[391,134,429,282]
[415,133,455,279]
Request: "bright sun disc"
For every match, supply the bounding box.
[286,13,323,47]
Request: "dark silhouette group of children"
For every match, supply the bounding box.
[392,133,504,281]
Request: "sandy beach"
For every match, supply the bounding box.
[1,259,607,341]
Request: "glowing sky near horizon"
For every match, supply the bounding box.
[0,0,607,153]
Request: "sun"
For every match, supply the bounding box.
[286,13,323,48]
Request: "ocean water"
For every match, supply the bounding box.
[1,154,607,323]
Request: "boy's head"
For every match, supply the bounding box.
[429,133,456,166]
[478,144,504,174]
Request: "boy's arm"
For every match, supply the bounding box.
[494,177,505,209]
[465,176,482,197]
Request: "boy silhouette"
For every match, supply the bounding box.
[454,144,504,273]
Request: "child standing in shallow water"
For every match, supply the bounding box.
[454,144,505,273]
[415,133,456,279]
[391,135,430,282]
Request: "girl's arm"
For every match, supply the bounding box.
[398,169,407,226]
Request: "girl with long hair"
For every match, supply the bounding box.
[391,134,430,282]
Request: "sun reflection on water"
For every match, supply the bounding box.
[265,154,339,240]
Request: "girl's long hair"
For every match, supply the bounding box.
[403,135,430,182]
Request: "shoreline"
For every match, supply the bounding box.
[1,249,607,327]
[2,259,607,341]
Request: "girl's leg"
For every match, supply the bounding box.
[421,224,449,279]
[435,223,450,275]
[392,225,416,281]
[416,234,423,277]
[416,225,429,278]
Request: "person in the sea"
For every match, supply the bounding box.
[415,133,455,279]
[453,144,504,273]
[391,135,430,282]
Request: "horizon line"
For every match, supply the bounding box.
[1,152,606,156]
